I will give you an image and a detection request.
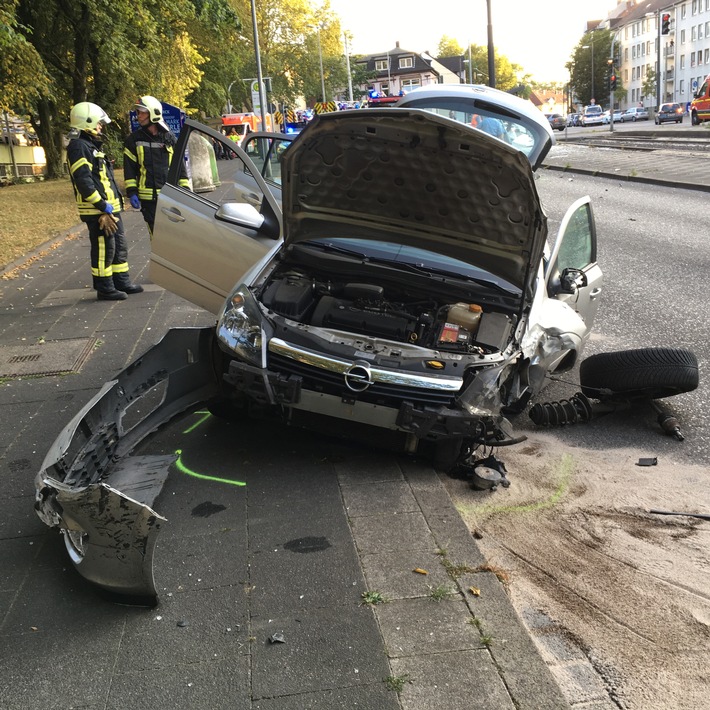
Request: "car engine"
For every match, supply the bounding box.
[257,270,513,354]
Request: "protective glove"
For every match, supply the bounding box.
[104,202,114,214]
[98,212,119,236]
[129,194,141,210]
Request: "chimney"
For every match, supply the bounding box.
[396,41,400,48]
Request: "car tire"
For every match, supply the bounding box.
[579,347,699,401]
[692,112,700,125]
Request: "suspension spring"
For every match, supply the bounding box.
[529,392,594,427]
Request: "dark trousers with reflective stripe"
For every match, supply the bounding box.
[140,200,157,237]
[84,214,130,290]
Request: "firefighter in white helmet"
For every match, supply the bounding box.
[123,95,188,236]
[66,101,143,300]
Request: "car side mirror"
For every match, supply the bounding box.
[215,202,265,229]
[559,267,588,294]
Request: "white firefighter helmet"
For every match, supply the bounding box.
[70,102,111,135]
[134,95,169,130]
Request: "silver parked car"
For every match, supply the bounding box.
[621,106,649,122]
[36,86,604,601]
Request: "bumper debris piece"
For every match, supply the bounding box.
[35,327,219,603]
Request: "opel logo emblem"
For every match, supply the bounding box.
[344,363,372,392]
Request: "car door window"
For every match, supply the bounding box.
[242,135,291,187]
[555,202,595,272]
[180,127,259,207]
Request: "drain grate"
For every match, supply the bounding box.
[0,338,98,378]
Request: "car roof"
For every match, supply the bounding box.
[395,84,554,170]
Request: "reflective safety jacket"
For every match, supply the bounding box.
[67,132,122,217]
[123,126,188,201]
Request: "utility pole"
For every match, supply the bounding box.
[250,0,268,130]
[344,32,354,103]
[486,0,496,88]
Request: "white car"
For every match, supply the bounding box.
[36,86,604,601]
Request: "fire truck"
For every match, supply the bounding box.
[690,75,710,125]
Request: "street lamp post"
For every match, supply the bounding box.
[656,10,662,113]
[249,0,268,130]
[316,25,326,103]
[343,32,354,103]
[226,80,237,114]
[582,32,595,105]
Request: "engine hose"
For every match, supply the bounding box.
[529,392,594,427]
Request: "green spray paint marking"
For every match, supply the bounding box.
[182,410,212,435]
[456,454,574,517]
[174,449,246,487]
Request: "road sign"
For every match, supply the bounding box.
[692,79,699,91]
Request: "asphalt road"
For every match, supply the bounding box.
[519,170,709,466]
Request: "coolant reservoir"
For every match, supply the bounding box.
[447,303,483,332]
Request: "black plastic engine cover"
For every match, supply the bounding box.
[311,296,415,341]
[261,276,315,319]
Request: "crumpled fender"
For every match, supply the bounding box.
[35,326,220,604]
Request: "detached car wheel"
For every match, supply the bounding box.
[580,348,699,401]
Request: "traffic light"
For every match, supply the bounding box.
[610,73,617,92]
[662,13,671,35]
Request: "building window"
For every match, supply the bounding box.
[401,78,421,91]
[705,48,710,62]
[681,29,686,43]
[398,56,413,69]
[375,59,388,71]
[632,67,636,80]
[681,54,686,69]
[692,25,697,40]
[682,3,687,19]
[680,79,685,94]
[706,21,710,34]
[701,24,705,38]
[693,0,698,14]
[691,53,696,67]
[699,50,703,64]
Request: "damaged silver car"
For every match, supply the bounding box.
[36,87,602,601]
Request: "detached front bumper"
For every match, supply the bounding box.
[35,327,219,604]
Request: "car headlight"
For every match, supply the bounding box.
[217,285,265,367]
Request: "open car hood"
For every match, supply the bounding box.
[281,108,548,296]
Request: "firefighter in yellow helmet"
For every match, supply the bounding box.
[67,102,143,300]
[123,95,188,236]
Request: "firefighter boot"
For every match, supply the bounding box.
[113,273,144,294]
[94,276,127,301]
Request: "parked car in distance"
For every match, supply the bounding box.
[580,105,604,126]
[567,113,580,127]
[545,113,566,131]
[602,109,623,124]
[655,102,684,124]
[621,106,649,122]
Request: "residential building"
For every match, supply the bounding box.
[351,42,462,101]
[598,0,710,112]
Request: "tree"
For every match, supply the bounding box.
[642,68,657,105]
[567,29,614,107]
[462,43,522,92]
[0,0,50,112]
[437,35,463,58]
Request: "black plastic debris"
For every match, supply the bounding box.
[177,620,189,628]
[649,509,710,521]
[636,457,658,466]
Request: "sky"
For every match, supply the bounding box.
[327,0,618,83]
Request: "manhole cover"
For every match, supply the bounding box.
[0,338,97,378]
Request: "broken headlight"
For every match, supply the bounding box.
[217,285,265,367]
